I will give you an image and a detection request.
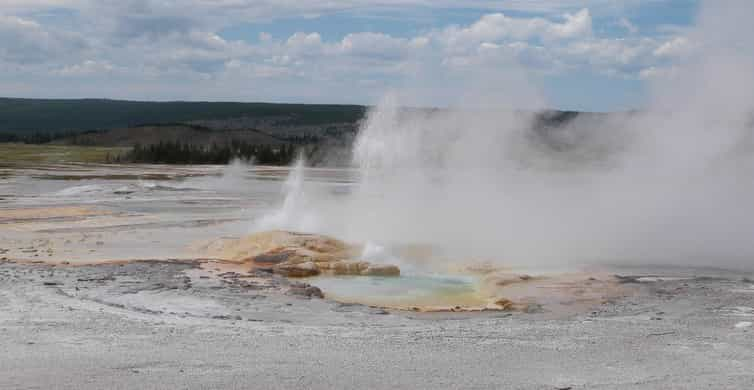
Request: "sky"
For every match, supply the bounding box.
[0,0,702,111]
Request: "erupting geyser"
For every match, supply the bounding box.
[256,0,754,270]
[232,0,754,310]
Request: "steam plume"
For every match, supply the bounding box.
[258,0,754,269]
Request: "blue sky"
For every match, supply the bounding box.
[220,1,698,43]
[0,0,703,111]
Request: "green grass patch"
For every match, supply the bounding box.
[0,143,130,163]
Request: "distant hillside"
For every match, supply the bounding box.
[0,97,367,135]
[54,124,288,147]
[0,97,619,165]
[0,97,616,163]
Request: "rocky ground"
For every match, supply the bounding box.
[1,258,753,389]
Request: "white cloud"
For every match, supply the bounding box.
[223,59,295,79]
[0,0,83,13]
[286,32,325,56]
[549,9,592,39]
[619,17,638,34]
[56,59,114,76]
[638,65,678,80]
[0,0,651,24]
[565,38,654,65]
[653,36,691,58]
[0,0,697,105]
[0,14,87,64]
[340,32,413,60]
[438,8,592,51]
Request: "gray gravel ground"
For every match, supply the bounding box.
[1,260,753,390]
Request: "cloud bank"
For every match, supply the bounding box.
[0,0,695,109]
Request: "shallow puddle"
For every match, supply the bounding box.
[310,273,487,309]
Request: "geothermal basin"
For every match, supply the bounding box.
[3,162,754,390]
[1,162,635,313]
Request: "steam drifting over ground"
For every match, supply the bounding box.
[256,0,754,270]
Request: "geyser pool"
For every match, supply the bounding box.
[310,272,485,309]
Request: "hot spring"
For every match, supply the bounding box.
[241,6,754,309]
[310,273,484,310]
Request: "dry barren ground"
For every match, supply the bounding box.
[1,259,753,390]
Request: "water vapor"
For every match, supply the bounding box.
[257,0,754,269]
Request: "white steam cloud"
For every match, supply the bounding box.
[256,0,754,269]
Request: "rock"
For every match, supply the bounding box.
[301,236,346,253]
[201,230,354,263]
[465,262,499,274]
[494,298,531,312]
[274,261,320,277]
[523,303,544,313]
[307,286,325,299]
[238,281,262,290]
[253,251,293,264]
[360,264,400,277]
[287,285,324,299]
[492,298,542,312]
[331,261,369,275]
[495,298,515,310]
[484,272,534,287]
[614,275,641,284]
[76,275,115,282]
[203,230,404,279]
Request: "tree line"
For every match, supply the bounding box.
[0,130,103,144]
[124,140,298,165]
